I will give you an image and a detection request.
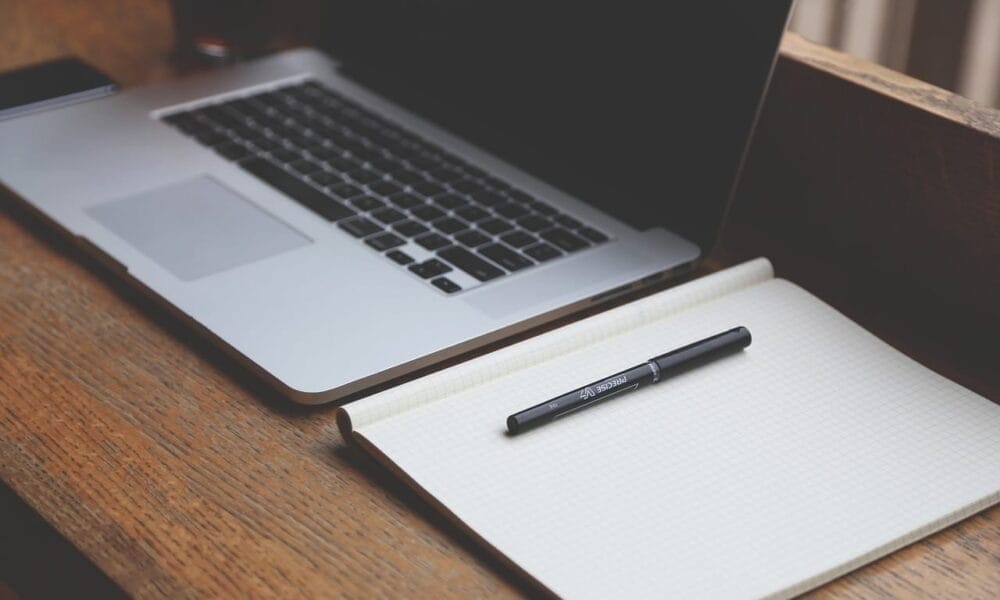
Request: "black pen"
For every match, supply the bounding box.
[506,326,752,434]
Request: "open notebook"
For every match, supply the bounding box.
[337,258,1000,598]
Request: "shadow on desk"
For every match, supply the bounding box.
[0,483,125,599]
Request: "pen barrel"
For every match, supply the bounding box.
[650,326,751,379]
[506,326,751,435]
[507,363,656,434]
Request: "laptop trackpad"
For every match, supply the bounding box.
[87,175,310,281]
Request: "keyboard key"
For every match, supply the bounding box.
[462,163,488,179]
[524,242,562,262]
[455,205,489,223]
[409,259,452,279]
[365,131,395,146]
[195,130,228,146]
[554,214,582,229]
[393,220,429,237]
[386,249,414,265]
[351,147,383,163]
[288,158,322,175]
[389,141,419,158]
[337,137,366,152]
[500,231,537,248]
[433,193,468,210]
[411,204,446,222]
[390,169,426,185]
[347,169,380,184]
[220,98,257,116]
[482,175,512,191]
[470,189,506,206]
[451,178,482,194]
[540,227,589,252]
[163,113,206,135]
[430,277,461,294]
[438,246,505,281]
[433,217,467,235]
[279,130,313,148]
[253,91,284,108]
[529,201,558,216]
[415,232,451,250]
[495,203,530,219]
[270,148,303,164]
[455,230,491,248]
[308,145,344,161]
[369,180,402,197]
[578,226,609,243]
[477,218,513,235]
[238,131,269,147]
[349,195,384,211]
[479,243,533,271]
[365,232,406,251]
[505,189,535,204]
[338,217,382,238]
[428,166,463,183]
[203,105,247,131]
[412,181,446,197]
[248,138,282,153]
[388,192,424,209]
[182,107,213,121]
[370,206,408,224]
[308,170,344,186]
[301,137,331,154]
[407,154,440,170]
[240,158,354,221]
[324,156,360,172]
[214,142,252,161]
[370,157,404,173]
[516,215,551,232]
[328,183,364,200]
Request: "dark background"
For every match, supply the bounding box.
[323,1,792,253]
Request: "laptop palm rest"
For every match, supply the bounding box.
[465,243,643,318]
[87,175,310,281]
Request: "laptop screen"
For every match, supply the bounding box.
[324,1,792,253]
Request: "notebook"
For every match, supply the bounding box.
[337,258,1000,598]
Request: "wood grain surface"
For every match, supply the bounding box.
[1,2,998,598]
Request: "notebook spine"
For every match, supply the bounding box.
[340,257,775,433]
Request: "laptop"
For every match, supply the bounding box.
[0,2,792,403]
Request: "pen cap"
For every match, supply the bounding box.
[651,326,751,376]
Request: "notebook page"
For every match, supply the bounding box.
[341,258,773,431]
[353,278,1000,599]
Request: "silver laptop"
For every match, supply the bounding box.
[0,2,792,403]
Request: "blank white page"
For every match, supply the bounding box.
[350,279,1000,599]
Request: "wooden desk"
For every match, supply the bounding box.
[2,2,998,597]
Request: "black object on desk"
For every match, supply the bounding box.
[506,326,752,434]
[0,57,117,121]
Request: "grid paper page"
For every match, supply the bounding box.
[354,278,1000,599]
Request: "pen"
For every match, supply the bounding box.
[506,326,751,434]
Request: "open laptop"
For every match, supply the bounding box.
[0,2,792,403]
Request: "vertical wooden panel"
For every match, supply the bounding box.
[725,34,1000,393]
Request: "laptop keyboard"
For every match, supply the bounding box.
[161,80,609,294]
